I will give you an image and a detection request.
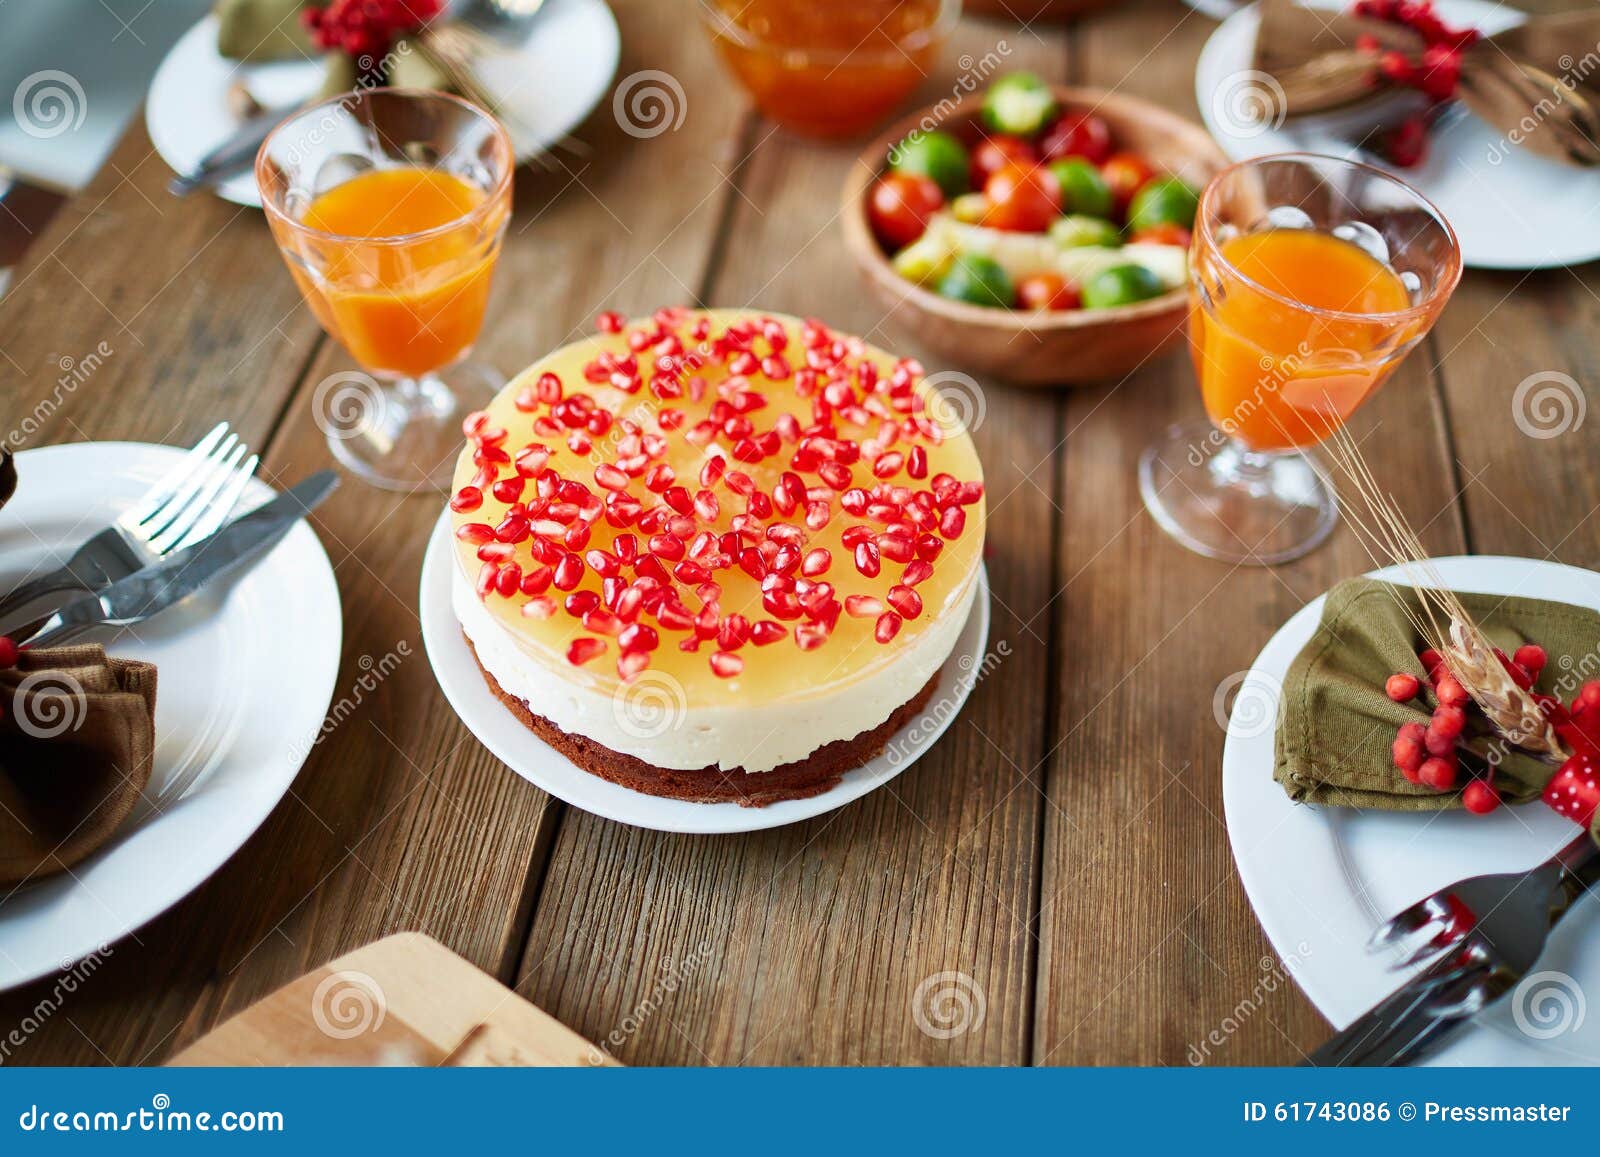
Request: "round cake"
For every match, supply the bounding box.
[449,307,986,806]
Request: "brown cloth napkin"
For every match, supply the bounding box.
[0,646,158,886]
[1253,0,1600,166]
[1275,578,1599,845]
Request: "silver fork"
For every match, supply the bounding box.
[1306,834,1600,1066]
[0,422,259,629]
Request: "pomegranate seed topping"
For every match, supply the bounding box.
[463,411,490,437]
[939,507,966,539]
[477,542,514,563]
[874,611,902,644]
[456,522,494,545]
[594,463,628,491]
[818,462,852,490]
[886,584,923,619]
[957,480,985,505]
[771,545,801,576]
[514,445,551,477]
[915,533,943,561]
[700,456,726,488]
[877,534,914,563]
[907,446,928,480]
[710,651,744,678]
[803,500,831,531]
[854,540,881,578]
[694,490,720,520]
[649,533,686,561]
[902,560,934,586]
[617,651,650,681]
[553,553,585,591]
[521,565,553,595]
[718,614,751,651]
[794,622,829,651]
[583,549,620,578]
[494,515,530,544]
[1385,673,1420,702]
[475,561,498,598]
[493,562,521,598]
[802,548,832,577]
[567,637,607,666]
[663,486,693,515]
[521,596,557,620]
[450,486,483,513]
[564,524,592,551]
[751,620,786,646]
[583,608,622,636]
[872,451,905,479]
[674,561,712,585]
[596,311,624,333]
[763,590,802,620]
[619,623,659,653]
[840,488,869,515]
[845,594,884,618]
[491,477,525,504]
[565,590,601,617]
[724,470,756,496]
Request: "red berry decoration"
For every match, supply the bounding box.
[1385,672,1420,702]
[1435,674,1470,708]
[1462,780,1501,815]
[1418,755,1458,791]
[1430,703,1465,739]
[1392,732,1425,774]
[1513,643,1547,674]
[303,0,443,60]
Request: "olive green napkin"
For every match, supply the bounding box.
[1275,578,1596,816]
[215,0,318,62]
[0,646,158,886]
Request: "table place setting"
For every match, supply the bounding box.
[6,0,1600,1111]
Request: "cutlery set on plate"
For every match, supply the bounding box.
[0,423,336,647]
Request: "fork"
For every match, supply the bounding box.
[1306,834,1600,1066]
[0,422,259,629]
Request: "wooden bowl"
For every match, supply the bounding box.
[841,86,1230,386]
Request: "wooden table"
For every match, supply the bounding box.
[2,0,1594,1066]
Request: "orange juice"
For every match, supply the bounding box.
[1191,229,1415,452]
[299,167,499,377]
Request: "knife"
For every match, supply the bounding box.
[167,105,291,197]
[13,471,338,649]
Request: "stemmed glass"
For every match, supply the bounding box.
[256,88,514,491]
[1139,154,1461,565]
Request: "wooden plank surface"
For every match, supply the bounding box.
[0,0,1583,1067]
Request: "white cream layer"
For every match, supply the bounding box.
[453,569,977,774]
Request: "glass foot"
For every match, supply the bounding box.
[1139,421,1338,566]
[315,363,502,492]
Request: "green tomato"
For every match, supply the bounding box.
[1049,215,1121,249]
[937,254,1015,309]
[950,192,990,224]
[982,72,1059,137]
[1082,264,1165,309]
[1126,176,1200,233]
[889,130,970,198]
[1047,159,1113,219]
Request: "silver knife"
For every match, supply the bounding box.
[167,106,290,197]
[14,471,338,649]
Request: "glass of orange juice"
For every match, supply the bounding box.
[256,89,514,490]
[1139,154,1461,565]
[699,0,960,138]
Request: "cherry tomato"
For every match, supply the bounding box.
[982,162,1061,233]
[1015,272,1082,311]
[1100,152,1156,217]
[867,173,944,249]
[1039,111,1112,164]
[969,135,1038,190]
[1129,223,1192,248]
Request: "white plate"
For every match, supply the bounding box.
[419,512,991,834]
[1224,555,1600,1064]
[0,442,342,991]
[146,1,622,207]
[1196,0,1600,270]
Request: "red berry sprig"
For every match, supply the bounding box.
[303,0,443,61]
[1349,0,1481,167]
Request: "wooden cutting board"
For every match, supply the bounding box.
[169,932,616,1066]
